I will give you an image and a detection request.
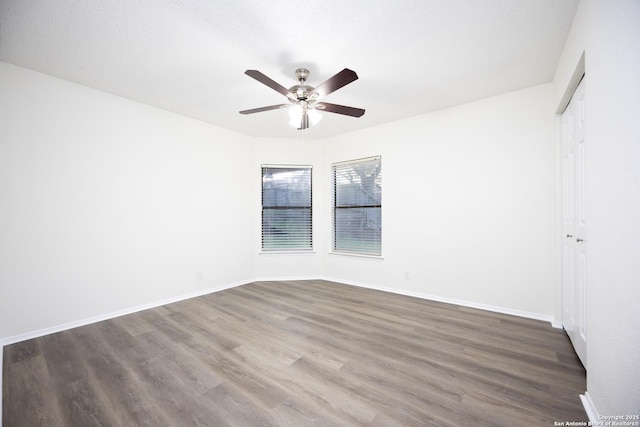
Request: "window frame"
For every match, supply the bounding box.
[331,156,382,257]
[261,164,313,252]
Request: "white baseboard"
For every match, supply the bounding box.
[1,278,253,347]
[0,347,3,423]
[1,276,559,346]
[580,392,600,423]
[321,276,558,326]
[253,276,323,283]
[0,278,255,422]
[1,275,563,424]
[551,320,564,329]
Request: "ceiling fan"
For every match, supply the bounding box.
[239,68,365,130]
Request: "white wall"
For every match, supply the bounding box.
[553,0,640,416]
[0,62,255,339]
[322,84,556,318]
[0,63,563,342]
[4,40,622,416]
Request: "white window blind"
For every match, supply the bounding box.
[332,156,381,255]
[262,166,312,251]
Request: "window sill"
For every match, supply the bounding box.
[259,250,316,255]
[329,251,384,260]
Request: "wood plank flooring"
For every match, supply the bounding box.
[3,280,587,426]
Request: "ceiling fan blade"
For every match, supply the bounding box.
[298,111,310,130]
[316,102,365,117]
[309,68,358,98]
[244,70,292,98]
[239,104,289,115]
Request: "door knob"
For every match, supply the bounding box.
[576,237,584,243]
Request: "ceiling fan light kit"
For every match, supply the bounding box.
[288,103,322,128]
[239,67,365,130]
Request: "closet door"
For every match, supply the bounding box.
[561,77,587,366]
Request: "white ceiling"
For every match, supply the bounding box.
[0,0,579,139]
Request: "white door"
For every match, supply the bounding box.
[561,77,587,366]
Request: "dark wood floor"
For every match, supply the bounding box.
[3,280,587,426]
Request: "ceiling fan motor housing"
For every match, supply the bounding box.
[289,84,314,101]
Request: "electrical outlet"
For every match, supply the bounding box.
[196,272,204,281]
[404,271,411,280]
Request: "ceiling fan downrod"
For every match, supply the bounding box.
[290,68,315,102]
[295,68,310,83]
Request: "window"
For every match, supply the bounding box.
[332,156,382,256]
[261,165,312,251]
